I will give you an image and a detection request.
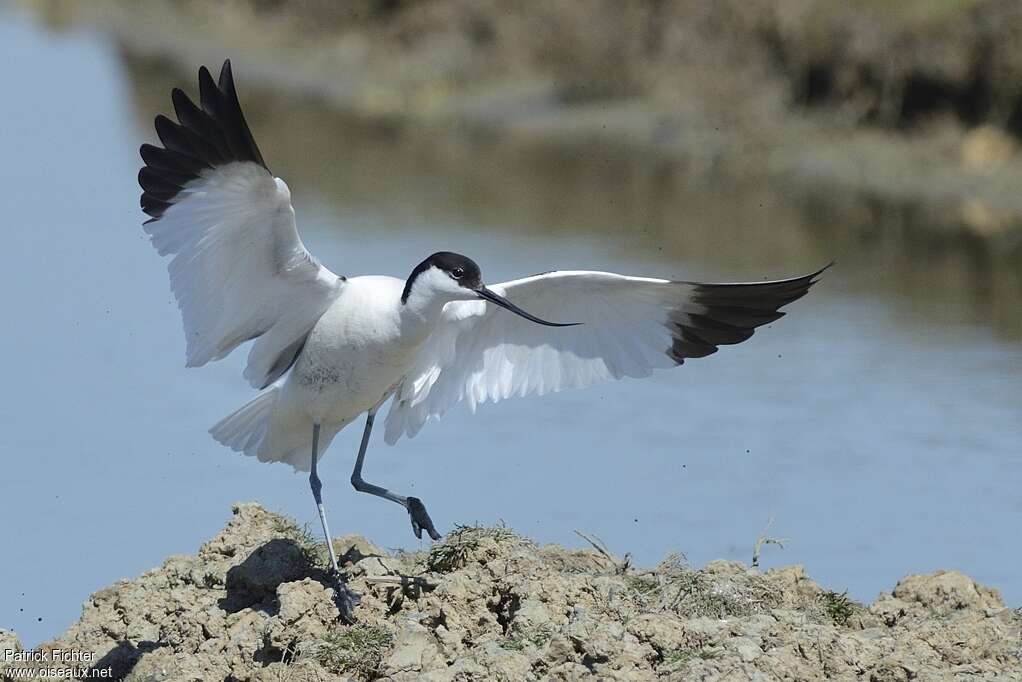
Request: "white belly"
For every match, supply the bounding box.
[279,276,427,425]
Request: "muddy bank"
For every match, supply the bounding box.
[3,504,1019,680]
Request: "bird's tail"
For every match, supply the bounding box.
[210,385,348,472]
[210,385,280,459]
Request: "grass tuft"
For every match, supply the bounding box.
[314,624,394,679]
[626,574,661,598]
[499,637,526,651]
[820,590,857,626]
[660,647,720,670]
[425,523,520,573]
[270,513,328,568]
[500,624,554,652]
[633,555,782,619]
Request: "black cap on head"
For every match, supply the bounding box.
[402,252,482,302]
[401,252,579,327]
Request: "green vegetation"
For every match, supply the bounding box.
[270,512,328,568]
[660,647,721,671]
[315,624,394,679]
[629,556,782,620]
[820,590,857,626]
[425,523,520,573]
[498,637,526,652]
[626,574,661,598]
[499,624,555,652]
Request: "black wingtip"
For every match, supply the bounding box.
[140,59,269,221]
[665,263,832,365]
[219,59,234,90]
[197,64,214,86]
[805,261,835,288]
[812,261,835,278]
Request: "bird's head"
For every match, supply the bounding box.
[401,252,574,326]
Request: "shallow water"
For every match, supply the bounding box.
[2,11,1020,648]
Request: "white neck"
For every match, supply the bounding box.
[399,267,464,339]
[401,285,450,322]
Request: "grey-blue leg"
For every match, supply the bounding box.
[350,410,441,540]
[309,423,341,572]
[310,422,360,621]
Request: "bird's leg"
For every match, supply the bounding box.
[309,422,360,621]
[350,410,441,540]
[310,423,341,573]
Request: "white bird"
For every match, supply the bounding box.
[140,60,828,616]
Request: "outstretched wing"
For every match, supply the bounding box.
[140,60,343,388]
[384,266,829,443]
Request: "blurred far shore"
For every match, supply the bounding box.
[18,0,1022,335]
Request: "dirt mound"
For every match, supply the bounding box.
[3,504,1019,680]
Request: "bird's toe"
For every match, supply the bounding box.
[331,578,361,623]
[407,496,442,541]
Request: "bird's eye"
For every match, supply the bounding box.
[451,267,465,279]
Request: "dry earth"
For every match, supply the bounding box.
[3,504,1019,681]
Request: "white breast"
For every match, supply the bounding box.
[281,276,424,424]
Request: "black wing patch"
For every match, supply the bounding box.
[139,59,268,220]
[666,263,832,364]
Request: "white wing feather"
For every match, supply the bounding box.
[384,268,826,443]
[140,61,343,389]
[145,164,341,387]
[385,272,674,442]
